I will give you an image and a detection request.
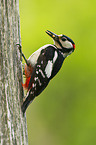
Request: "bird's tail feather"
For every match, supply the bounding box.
[21,95,35,114]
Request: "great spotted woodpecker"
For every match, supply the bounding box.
[17,30,75,113]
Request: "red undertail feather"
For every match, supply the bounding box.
[22,77,31,90]
[22,64,33,90]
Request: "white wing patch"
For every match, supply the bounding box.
[45,61,53,78]
[53,51,58,63]
[45,51,58,78]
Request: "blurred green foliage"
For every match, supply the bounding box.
[19,0,96,144]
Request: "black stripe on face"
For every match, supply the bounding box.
[63,35,75,45]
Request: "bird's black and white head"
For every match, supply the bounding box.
[46,30,75,58]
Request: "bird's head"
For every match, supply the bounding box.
[46,30,75,57]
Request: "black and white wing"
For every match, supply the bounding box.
[22,45,59,113]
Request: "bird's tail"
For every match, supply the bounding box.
[21,95,35,114]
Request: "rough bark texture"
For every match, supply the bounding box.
[0,0,28,144]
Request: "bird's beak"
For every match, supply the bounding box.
[46,30,59,41]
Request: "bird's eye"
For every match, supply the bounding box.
[61,37,67,41]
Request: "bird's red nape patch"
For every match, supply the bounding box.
[73,44,75,49]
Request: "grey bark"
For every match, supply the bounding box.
[0,0,28,144]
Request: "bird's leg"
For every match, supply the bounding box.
[22,63,25,75]
[16,44,30,66]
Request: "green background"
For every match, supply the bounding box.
[19,0,96,145]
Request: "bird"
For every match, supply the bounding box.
[17,30,75,113]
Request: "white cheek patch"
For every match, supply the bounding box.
[60,40,73,49]
[45,61,53,78]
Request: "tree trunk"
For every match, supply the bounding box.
[0,0,28,144]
